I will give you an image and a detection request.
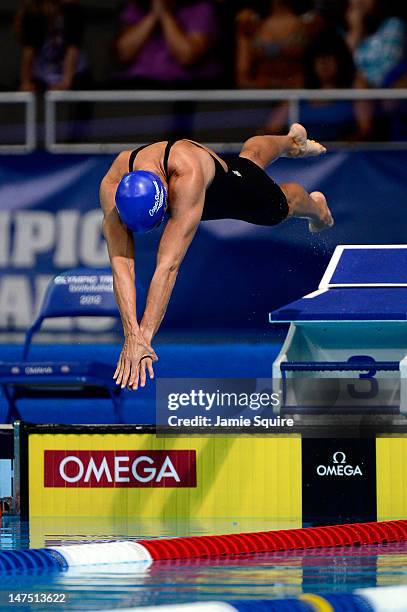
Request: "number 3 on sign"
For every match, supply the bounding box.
[346,355,379,400]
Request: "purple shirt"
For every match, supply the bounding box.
[118,1,220,82]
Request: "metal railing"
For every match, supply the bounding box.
[1,89,407,154]
[0,92,36,153]
[44,88,407,153]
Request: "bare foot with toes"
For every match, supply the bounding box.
[285,123,327,158]
[308,191,334,233]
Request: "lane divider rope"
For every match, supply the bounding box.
[0,520,405,573]
[135,520,407,561]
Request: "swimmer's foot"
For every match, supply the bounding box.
[308,191,334,233]
[285,123,327,158]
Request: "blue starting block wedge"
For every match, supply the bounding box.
[269,245,407,415]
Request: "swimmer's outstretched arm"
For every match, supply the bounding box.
[140,211,200,343]
[139,171,204,373]
[100,153,157,390]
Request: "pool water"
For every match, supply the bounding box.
[1,517,407,611]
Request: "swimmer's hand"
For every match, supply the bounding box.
[114,333,158,390]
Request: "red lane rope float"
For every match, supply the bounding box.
[138,520,407,561]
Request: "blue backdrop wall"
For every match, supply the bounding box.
[0,150,405,332]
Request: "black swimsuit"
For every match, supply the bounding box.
[129,141,289,227]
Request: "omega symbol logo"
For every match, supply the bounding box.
[333,451,347,464]
[316,451,363,477]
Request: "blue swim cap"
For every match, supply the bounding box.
[115,170,167,233]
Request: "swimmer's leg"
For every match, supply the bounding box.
[239,123,326,168]
[280,183,334,234]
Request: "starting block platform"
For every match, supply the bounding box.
[269,245,407,414]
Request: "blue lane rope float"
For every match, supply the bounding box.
[0,548,67,573]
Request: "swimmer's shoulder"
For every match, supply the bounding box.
[104,150,132,183]
[170,140,227,174]
[152,140,205,179]
[107,143,165,179]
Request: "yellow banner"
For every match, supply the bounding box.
[28,432,407,521]
[376,436,407,521]
[29,433,302,520]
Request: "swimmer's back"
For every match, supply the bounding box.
[128,139,225,181]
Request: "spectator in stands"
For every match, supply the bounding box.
[261,30,357,138]
[15,0,88,91]
[114,0,221,88]
[302,0,347,39]
[346,0,406,88]
[345,0,406,139]
[235,0,308,89]
[299,32,356,140]
[212,0,250,87]
[305,32,355,90]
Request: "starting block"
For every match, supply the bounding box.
[269,245,407,415]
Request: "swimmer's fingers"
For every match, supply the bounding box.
[120,358,131,389]
[146,358,155,380]
[114,355,125,386]
[140,358,155,387]
[128,361,140,390]
[139,360,148,388]
[113,353,123,381]
[129,357,154,390]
